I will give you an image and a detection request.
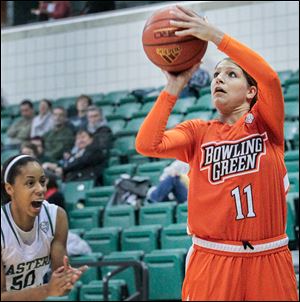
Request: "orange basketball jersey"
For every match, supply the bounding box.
[136,34,288,242]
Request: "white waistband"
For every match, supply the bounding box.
[192,236,289,253]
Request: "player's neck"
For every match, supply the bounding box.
[10,203,36,232]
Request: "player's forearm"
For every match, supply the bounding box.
[1,284,49,301]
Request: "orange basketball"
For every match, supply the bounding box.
[142,6,208,73]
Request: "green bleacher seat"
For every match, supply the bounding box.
[289,172,299,193]
[136,160,172,186]
[63,180,94,212]
[161,223,192,250]
[277,70,293,86]
[176,203,188,223]
[100,104,115,117]
[286,199,296,242]
[118,95,138,105]
[166,113,184,129]
[121,224,161,253]
[285,83,299,97]
[101,250,144,296]
[284,70,299,86]
[83,227,120,255]
[103,205,136,228]
[89,93,105,103]
[128,153,151,165]
[117,117,145,136]
[139,202,176,226]
[113,136,136,155]
[5,104,21,117]
[199,86,211,97]
[79,280,127,301]
[144,249,186,300]
[111,102,142,120]
[285,150,299,162]
[45,281,82,301]
[107,118,126,135]
[136,101,155,116]
[85,186,115,208]
[69,206,103,230]
[195,94,214,110]
[102,90,130,105]
[103,163,137,186]
[1,149,20,164]
[172,96,197,114]
[286,161,299,173]
[69,253,103,284]
[1,117,11,132]
[285,102,299,120]
[54,96,77,110]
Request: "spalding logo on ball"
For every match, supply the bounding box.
[142,6,208,73]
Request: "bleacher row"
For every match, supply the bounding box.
[1,69,299,301]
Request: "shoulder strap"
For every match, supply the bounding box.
[42,204,54,236]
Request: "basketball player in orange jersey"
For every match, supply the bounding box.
[136,5,298,301]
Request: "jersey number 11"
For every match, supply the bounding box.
[231,184,256,220]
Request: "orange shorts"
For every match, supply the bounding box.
[182,234,298,301]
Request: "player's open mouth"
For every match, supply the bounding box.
[31,200,43,208]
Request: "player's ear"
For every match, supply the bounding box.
[247,86,257,102]
[5,183,14,196]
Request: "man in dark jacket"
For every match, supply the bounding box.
[43,129,107,185]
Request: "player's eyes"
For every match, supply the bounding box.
[213,72,219,78]
[229,71,237,77]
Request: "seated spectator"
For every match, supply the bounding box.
[45,173,65,209]
[180,67,211,98]
[85,105,113,153]
[31,98,54,137]
[20,141,39,158]
[70,94,92,131]
[43,129,107,184]
[31,1,71,21]
[6,100,35,146]
[147,160,189,204]
[43,106,75,161]
[30,136,52,163]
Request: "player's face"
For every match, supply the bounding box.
[211,61,252,114]
[5,162,47,217]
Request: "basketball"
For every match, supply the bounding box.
[142,6,208,73]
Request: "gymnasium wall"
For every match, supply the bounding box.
[1,1,299,104]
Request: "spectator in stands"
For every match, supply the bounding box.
[180,67,211,98]
[30,136,52,163]
[43,107,75,162]
[147,160,189,204]
[6,100,35,146]
[31,99,54,137]
[20,141,39,158]
[81,1,116,14]
[31,1,71,21]
[45,173,65,209]
[85,105,113,152]
[43,129,107,184]
[70,94,92,132]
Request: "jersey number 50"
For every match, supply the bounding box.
[10,270,36,290]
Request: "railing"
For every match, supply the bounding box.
[74,260,148,301]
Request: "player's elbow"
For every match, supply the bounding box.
[135,137,149,156]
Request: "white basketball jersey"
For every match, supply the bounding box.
[1,201,57,291]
